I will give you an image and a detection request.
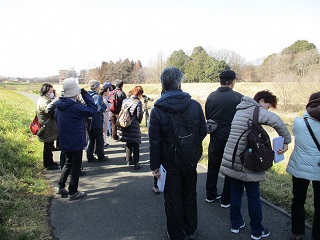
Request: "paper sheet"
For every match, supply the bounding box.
[157,165,167,192]
[273,136,285,163]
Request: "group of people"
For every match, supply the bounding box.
[36,78,145,200]
[149,67,319,240]
[35,67,319,239]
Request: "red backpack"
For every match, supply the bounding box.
[108,89,119,113]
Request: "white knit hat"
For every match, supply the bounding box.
[63,78,81,97]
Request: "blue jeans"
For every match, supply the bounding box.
[87,128,105,161]
[230,178,264,236]
[164,167,197,240]
[291,176,320,239]
[58,150,83,195]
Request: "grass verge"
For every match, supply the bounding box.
[0,88,52,240]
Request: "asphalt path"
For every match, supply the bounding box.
[21,91,312,240]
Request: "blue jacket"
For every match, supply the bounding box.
[55,93,97,152]
[88,90,107,129]
[149,89,207,171]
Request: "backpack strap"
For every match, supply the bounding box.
[252,106,260,126]
[231,106,259,169]
[304,117,320,151]
[231,129,247,169]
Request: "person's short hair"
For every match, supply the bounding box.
[306,91,320,109]
[253,90,278,108]
[116,79,124,88]
[40,83,53,96]
[219,70,236,85]
[89,80,100,90]
[132,86,144,96]
[161,67,183,91]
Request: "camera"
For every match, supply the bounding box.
[142,95,154,102]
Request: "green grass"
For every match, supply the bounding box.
[0,88,52,240]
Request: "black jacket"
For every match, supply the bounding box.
[149,89,207,171]
[205,87,243,129]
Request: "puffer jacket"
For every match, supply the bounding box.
[55,93,97,152]
[88,90,107,129]
[149,89,207,171]
[220,96,292,182]
[119,96,143,143]
[36,95,57,143]
[286,111,320,181]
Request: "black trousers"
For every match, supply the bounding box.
[291,176,320,239]
[206,128,231,203]
[43,142,54,168]
[164,166,197,240]
[58,150,83,195]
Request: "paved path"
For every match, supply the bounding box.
[21,92,312,240]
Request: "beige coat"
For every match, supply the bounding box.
[220,96,291,182]
[36,96,57,143]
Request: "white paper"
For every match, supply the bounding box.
[157,165,167,192]
[273,136,285,163]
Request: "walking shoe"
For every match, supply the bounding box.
[87,157,97,163]
[231,222,245,234]
[205,195,221,203]
[134,163,141,170]
[98,156,108,162]
[68,191,86,201]
[251,228,270,240]
[103,143,109,149]
[221,203,231,208]
[185,229,197,239]
[56,188,68,195]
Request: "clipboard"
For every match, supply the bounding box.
[157,165,167,192]
[273,136,284,163]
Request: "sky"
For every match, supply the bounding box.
[1,0,320,78]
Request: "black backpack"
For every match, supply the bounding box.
[232,106,274,172]
[166,109,202,167]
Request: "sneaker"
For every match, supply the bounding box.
[103,143,109,149]
[68,191,86,201]
[205,195,221,203]
[185,229,197,239]
[56,188,68,195]
[251,229,270,240]
[231,222,245,234]
[221,203,231,208]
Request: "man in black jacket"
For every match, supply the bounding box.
[205,70,243,207]
[149,67,207,240]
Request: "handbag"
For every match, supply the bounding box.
[30,115,51,136]
[30,115,41,135]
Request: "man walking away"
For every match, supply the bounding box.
[149,67,207,240]
[205,70,243,207]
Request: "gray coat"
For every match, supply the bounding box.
[220,96,292,182]
[119,96,143,143]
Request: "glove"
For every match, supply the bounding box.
[81,88,87,95]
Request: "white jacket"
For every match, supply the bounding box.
[286,112,320,181]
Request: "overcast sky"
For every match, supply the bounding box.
[1,0,319,78]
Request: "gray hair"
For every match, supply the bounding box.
[160,67,183,91]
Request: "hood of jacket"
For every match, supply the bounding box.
[154,89,192,113]
[56,97,78,111]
